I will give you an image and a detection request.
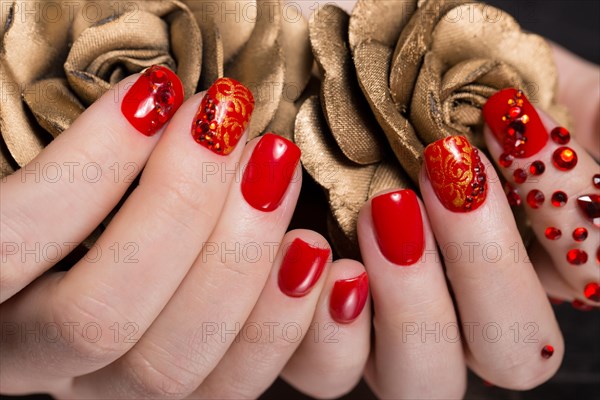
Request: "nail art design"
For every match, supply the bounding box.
[242,133,301,212]
[191,77,254,155]
[424,136,487,212]
[121,66,184,136]
[371,190,424,265]
[483,88,548,160]
[278,239,330,298]
[329,272,369,324]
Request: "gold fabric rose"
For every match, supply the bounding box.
[294,0,571,257]
[0,0,313,177]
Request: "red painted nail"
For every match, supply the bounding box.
[242,133,301,212]
[329,272,369,324]
[371,190,424,265]
[191,77,254,155]
[278,239,330,298]
[121,66,184,136]
[482,88,548,159]
[424,136,487,212]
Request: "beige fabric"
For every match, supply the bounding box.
[295,1,570,255]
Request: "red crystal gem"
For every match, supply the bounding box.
[552,147,578,171]
[576,194,600,226]
[572,227,588,242]
[572,299,593,311]
[566,249,588,265]
[150,67,168,84]
[550,191,568,207]
[594,174,600,189]
[508,106,522,119]
[529,160,545,175]
[550,126,570,144]
[504,182,522,206]
[513,168,527,184]
[541,345,554,359]
[499,153,514,168]
[526,189,545,209]
[584,282,600,302]
[545,227,561,240]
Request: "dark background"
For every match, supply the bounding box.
[3,1,599,399]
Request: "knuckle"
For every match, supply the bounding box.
[51,291,129,363]
[124,348,204,399]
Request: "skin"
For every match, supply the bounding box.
[0,45,598,400]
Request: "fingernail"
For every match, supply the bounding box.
[424,136,487,212]
[242,133,301,212]
[278,239,330,298]
[371,190,424,265]
[121,66,184,136]
[191,77,254,155]
[329,272,369,324]
[482,88,548,163]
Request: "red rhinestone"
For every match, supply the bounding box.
[552,147,578,171]
[507,120,525,136]
[504,183,522,206]
[550,191,568,207]
[584,282,600,302]
[577,194,600,226]
[499,153,514,168]
[508,106,522,119]
[572,227,588,242]
[594,174,600,189]
[550,126,570,144]
[513,168,527,184]
[526,190,545,209]
[150,67,168,84]
[541,345,554,359]
[566,249,588,265]
[545,227,561,240]
[529,160,545,175]
[572,299,593,311]
[157,86,175,106]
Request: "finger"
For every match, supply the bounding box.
[280,259,370,399]
[189,230,328,400]
[73,134,302,399]
[483,88,600,305]
[357,189,466,399]
[421,135,563,390]
[551,42,600,158]
[0,66,184,302]
[0,78,254,385]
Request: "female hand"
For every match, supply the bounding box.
[276,45,599,399]
[1,67,372,399]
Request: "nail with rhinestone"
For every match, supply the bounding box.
[191,77,254,155]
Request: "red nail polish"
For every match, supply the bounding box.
[278,238,330,298]
[329,272,369,324]
[371,190,424,265]
[424,136,487,212]
[242,133,301,212]
[482,88,548,159]
[121,66,184,136]
[191,77,254,155]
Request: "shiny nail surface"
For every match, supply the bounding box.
[424,136,487,212]
[121,66,184,136]
[242,133,301,212]
[483,88,548,160]
[329,272,369,324]
[371,190,424,265]
[191,77,254,155]
[278,239,330,298]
